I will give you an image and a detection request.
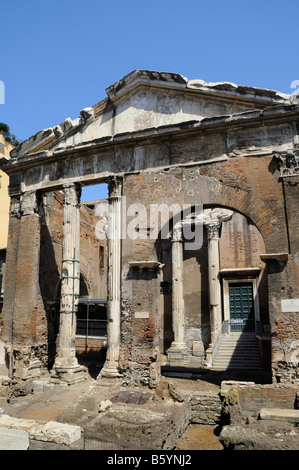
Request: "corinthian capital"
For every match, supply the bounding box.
[63,183,81,206]
[206,222,221,240]
[108,176,122,198]
[274,150,299,177]
[172,223,183,242]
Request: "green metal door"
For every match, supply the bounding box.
[229,282,254,331]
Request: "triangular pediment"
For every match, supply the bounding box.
[10,70,293,160]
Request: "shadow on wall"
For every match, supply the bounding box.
[38,194,61,370]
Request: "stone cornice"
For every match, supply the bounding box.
[2,66,298,172]
[260,253,288,262]
[129,261,164,271]
[106,70,292,106]
[8,107,95,161]
[1,104,298,177]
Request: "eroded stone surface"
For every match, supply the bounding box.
[0,414,82,445]
[1,69,299,399]
[92,402,191,450]
[0,427,29,450]
[220,423,299,450]
[260,407,299,423]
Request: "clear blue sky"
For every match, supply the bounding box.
[1,0,298,201]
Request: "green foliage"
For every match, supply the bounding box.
[0,122,9,134]
[0,122,22,146]
[5,133,22,146]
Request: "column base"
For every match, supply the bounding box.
[98,360,122,383]
[167,343,190,364]
[13,359,42,380]
[5,343,44,380]
[50,359,87,385]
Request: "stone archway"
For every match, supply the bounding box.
[157,204,269,368]
[213,185,286,254]
[166,207,234,362]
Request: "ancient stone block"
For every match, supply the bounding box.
[259,408,299,423]
[0,427,29,450]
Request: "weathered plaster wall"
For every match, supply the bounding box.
[220,213,266,270]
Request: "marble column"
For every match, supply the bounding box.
[167,224,189,363]
[51,183,86,384]
[206,220,222,345]
[100,177,122,380]
[204,208,233,361]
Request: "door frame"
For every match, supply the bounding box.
[222,274,260,332]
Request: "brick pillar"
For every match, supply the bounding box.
[1,196,21,345]
[281,176,299,254]
[2,191,47,380]
[51,183,86,384]
[270,151,299,384]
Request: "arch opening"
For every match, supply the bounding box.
[156,204,271,372]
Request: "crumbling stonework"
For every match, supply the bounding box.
[0,70,298,392]
[219,381,299,450]
[0,191,105,392]
[190,392,222,425]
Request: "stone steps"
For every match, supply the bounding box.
[212,332,263,370]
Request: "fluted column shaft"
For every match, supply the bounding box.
[203,208,233,363]
[51,183,86,383]
[206,222,222,344]
[100,177,122,379]
[167,224,188,366]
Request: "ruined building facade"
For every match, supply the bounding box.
[0,70,299,391]
[0,132,14,319]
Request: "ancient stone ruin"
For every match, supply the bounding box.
[0,70,299,449]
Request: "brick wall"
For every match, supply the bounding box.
[190,391,222,425]
[238,384,297,412]
[120,157,290,384]
[1,191,106,379]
